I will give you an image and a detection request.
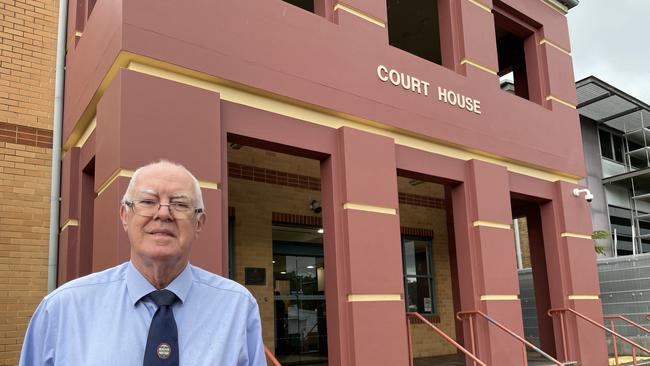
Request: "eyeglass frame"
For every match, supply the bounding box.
[123,199,204,219]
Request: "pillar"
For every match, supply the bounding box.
[452,159,525,365]
[93,68,225,274]
[320,127,409,366]
[541,181,608,365]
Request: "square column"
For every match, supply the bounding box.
[320,127,408,366]
[58,147,80,284]
[451,159,525,365]
[541,181,608,365]
[93,69,225,274]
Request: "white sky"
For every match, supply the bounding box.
[568,0,650,104]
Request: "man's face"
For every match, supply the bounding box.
[120,164,206,267]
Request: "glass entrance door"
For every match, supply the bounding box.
[273,250,327,365]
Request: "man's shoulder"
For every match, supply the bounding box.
[189,264,257,304]
[46,263,129,301]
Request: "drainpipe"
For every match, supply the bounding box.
[47,0,68,293]
[513,218,523,270]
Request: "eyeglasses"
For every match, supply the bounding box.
[124,199,203,220]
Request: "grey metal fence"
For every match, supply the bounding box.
[519,253,650,353]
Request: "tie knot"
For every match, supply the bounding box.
[148,289,178,307]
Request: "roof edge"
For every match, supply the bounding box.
[560,0,579,10]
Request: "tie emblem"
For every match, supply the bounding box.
[156,343,171,359]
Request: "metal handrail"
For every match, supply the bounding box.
[457,310,564,366]
[406,312,486,366]
[605,315,650,366]
[604,315,650,335]
[264,345,282,366]
[549,308,650,366]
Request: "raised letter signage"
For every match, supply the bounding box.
[376,65,482,115]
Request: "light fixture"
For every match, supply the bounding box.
[280,271,287,275]
[309,200,322,214]
[572,188,594,203]
[272,260,276,264]
[317,228,324,234]
[306,265,315,269]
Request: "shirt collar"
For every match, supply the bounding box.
[126,262,193,306]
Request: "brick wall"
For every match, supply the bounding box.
[0,0,57,363]
[397,177,456,358]
[0,142,52,365]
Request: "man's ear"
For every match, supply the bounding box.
[194,212,206,237]
[119,204,129,231]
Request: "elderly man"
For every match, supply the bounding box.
[20,160,266,365]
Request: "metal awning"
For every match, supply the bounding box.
[576,76,650,137]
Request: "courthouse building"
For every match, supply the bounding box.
[2,0,615,365]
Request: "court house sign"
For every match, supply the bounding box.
[376,65,482,115]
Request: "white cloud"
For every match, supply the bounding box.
[568,0,650,104]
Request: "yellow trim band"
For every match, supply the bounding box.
[348,294,401,302]
[198,181,220,190]
[460,58,498,76]
[343,203,396,215]
[467,0,492,13]
[96,168,134,196]
[561,232,592,240]
[60,218,79,232]
[96,167,220,196]
[473,220,511,230]
[62,51,580,184]
[539,39,571,56]
[480,295,518,301]
[541,0,568,15]
[546,95,576,109]
[568,295,599,300]
[333,3,385,28]
[76,116,96,148]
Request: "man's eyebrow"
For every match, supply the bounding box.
[138,189,158,196]
[170,193,191,200]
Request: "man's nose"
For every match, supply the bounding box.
[153,203,173,220]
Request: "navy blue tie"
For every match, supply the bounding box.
[143,289,179,366]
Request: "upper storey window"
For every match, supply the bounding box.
[493,1,541,103]
[387,0,442,65]
[282,0,315,13]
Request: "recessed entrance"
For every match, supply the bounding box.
[273,225,327,365]
[226,139,328,365]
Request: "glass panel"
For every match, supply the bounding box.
[404,240,417,276]
[405,277,433,313]
[404,239,430,276]
[613,134,624,163]
[599,129,613,159]
[274,253,328,364]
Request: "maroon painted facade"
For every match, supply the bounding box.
[57,0,608,365]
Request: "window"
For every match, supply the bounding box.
[282,0,314,13]
[493,1,541,102]
[599,129,626,164]
[402,236,435,314]
[387,0,442,65]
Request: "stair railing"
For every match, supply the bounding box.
[264,345,282,366]
[406,312,487,366]
[549,308,650,366]
[457,310,564,366]
[604,315,650,366]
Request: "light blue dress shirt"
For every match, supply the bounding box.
[20,262,267,365]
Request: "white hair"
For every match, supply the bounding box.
[121,159,204,211]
